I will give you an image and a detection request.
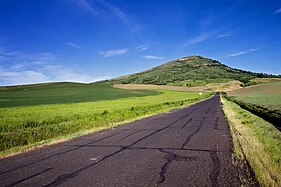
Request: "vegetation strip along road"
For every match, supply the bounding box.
[221,97,281,186]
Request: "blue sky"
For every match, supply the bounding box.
[0,0,281,85]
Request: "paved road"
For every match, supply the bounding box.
[0,93,239,186]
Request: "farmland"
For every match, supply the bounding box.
[228,80,281,112]
[0,85,212,156]
[0,82,159,108]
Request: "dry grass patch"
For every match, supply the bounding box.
[114,80,241,92]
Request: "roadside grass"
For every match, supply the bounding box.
[221,97,281,186]
[0,90,213,157]
[0,82,159,108]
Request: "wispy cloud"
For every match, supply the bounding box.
[229,48,257,57]
[217,34,231,38]
[76,0,98,16]
[273,8,281,14]
[42,65,103,83]
[99,49,128,57]
[65,42,81,48]
[74,0,140,32]
[182,32,215,48]
[0,49,57,64]
[143,55,163,60]
[135,45,150,52]
[100,0,141,32]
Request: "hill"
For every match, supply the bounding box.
[101,56,278,87]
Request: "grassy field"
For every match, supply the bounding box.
[221,97,281,186]
[0,82,159,108]
[228,80,281,112]
[0,86,212,156]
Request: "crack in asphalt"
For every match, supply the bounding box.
[214,117,219,130]
[156,149,197,184]
[157,149,176,184]
[208,151,221,187]
[206,107,212,115]
[66,144,227,153]
[180,118,193,129]
[121,129,144,140]
[181,121,204,149]
[6,168,53,187]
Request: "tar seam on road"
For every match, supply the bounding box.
[5,168,53,187]
[157,149,198,184]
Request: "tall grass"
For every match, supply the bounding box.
[0,90,212,154]
[221,97,281,186]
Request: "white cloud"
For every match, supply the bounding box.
[0,47,107,85]
[99,49,128,57]
[0,49,57,63]
[229,48,257,57]
[143,55,163,60]
[0,69,49,86]
[182,32,215,48]
[135,45,150,52]
[40,65,108,83]
[273,8,281,14]
[65,42,81,48]
[217,34,231,38]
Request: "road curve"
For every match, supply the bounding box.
[0,93,239,186]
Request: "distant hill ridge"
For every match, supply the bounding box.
[101,55,278,87]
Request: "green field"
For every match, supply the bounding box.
[228,80,281,113]
[0,82,159,108]
[0,85,212,156]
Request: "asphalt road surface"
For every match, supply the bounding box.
[0,93,239,186]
